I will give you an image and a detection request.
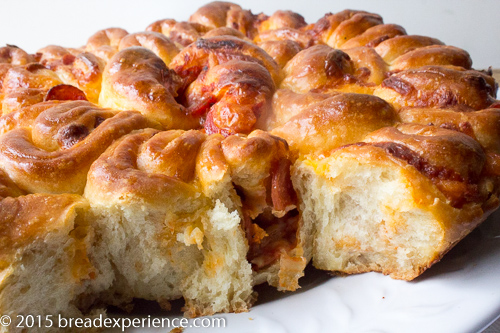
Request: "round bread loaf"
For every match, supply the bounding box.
[0,1,498,326]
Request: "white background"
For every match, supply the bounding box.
[0,0,499,70]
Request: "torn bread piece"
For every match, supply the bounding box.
[292,124,499,280]
[84,129,305,317]
[0,171,113,332]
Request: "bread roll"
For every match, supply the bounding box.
[292,124,499,280]
[189,1,257,38]
[0,100,157,194]
[146,19,210,48]
[374,65,497,110]
[339,24,407,49]
[309,11,383,48]
[388,45,472,71]
[0,45,35,66]
[1,0,500,321]
[0,172,113,332]
[85,28,129,62]
[341,46,388,85]
[398,106,500,154]
[99,47,198,130]
[37,45,105,103]
[256,40,302,69]
[118,31,179,65]
[184,59,275,135]
[169,35,280,134]
[1,63,62,114]
[0,169,24,200]
[279,44,375,95]
[170,35,281,84]
[374,35,444,63]
[255,10,307,33]
[84,129,304,316]
[270,92,398,157]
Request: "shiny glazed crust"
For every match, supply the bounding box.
[0,1,499,325]
[0,100,158,194]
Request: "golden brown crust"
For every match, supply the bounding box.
[0,100,64,135]
[118,31,179,65]
[184,59,275,136]
[280,45,356,93]
[0,169,25,200]
[280,44,386,95]
[0,45,35,65]
[389,45,472,71]
[271,93,397,157]
[254,28,314,49]
[85,27,129,62]
[37,45,105,103]
[0,193,87,269]
[1,63,63,114]
[195,133,229,195]
[364,124,485,178]
[0,63,12,90]
[255,10,307,33]
[309,10,377,44]
[263,89,333,130]
[0,101,157,194]
[86,128,204,205]
[374,35,444,63]
[398,106,500,181]
[398,107,500,153]
[342,46,389,85]
[146,19,210,47]
[362,124,487,207]
[88,127,293,215]
[256,40,302,69]
[138,130,206,183]
[204,27,248,39]
[1,63,62,94]
[170,35,281,86]
[189,1,257,38]
[99,47,198,129]
[318,12,384,48]
[340,24,407,49]
[190,1,243,28]
[1,88,46,115]
[374,66,497,110]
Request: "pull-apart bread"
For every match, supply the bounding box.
[0,170,112,332]
[0,0,499,328]
[84,129,303,316]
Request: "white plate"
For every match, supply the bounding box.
[108,209,500,333]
